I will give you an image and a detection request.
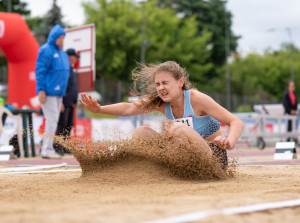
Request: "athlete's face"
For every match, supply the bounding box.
[154,71,184,102]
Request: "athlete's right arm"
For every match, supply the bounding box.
[79,93,148,116]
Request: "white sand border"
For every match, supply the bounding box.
[142,199,300,223]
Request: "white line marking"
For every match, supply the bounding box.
[141,199,300,223]
[0,169,81,175]
[0,163,68,172]
[238,164,300,167]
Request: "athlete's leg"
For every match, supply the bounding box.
[132,126,159,140]
[133,123,211,155]
[168,122,211,156]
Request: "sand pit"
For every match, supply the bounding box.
[0,162,300,223]
[1,136,300,222]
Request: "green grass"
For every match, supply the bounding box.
[84,109,117,119]
[82,108,165,119]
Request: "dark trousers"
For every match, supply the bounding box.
[287,119,293,132]
[54,105,75,154]
[287,116,297,142]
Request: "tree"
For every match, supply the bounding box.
[230,53,265,101]
[25,0,67,46]
[258,45,300,100]
[157,0,240,81]
[0,0,30,15]
[83,0,212,83]
[229,44,300,105]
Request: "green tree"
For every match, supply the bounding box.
[83,0,212,83]
[0,0,30,15]
[25,16,44,45]
[157,0,240,81]
[229,44,300,106]
[230,53,266,102]
[258,44,300,100]
[25,0,67,46]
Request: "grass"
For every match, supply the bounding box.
[84,109,117,119]
[82,108,165,119]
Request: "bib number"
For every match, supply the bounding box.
[173,117,193,128]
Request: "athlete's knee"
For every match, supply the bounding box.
[169,122,186,135]
[132,126,154,138]
[133,126,145,134]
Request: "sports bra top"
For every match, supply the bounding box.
[165,89,220,138]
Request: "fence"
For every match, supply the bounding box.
[222,113,299,149]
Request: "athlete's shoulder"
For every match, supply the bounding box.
[190,88,207,99]
[190,88,215,110]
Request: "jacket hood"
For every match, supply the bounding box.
[47,24,66,48]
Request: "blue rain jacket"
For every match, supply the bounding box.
[35,24,70,96]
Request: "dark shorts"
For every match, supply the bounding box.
[209,143,228,168]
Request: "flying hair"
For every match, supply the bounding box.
[131,61,193,109]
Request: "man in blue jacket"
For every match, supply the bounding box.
[54,48,79,155]
[35,24,70,159]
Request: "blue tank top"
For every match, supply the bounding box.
[165,90,220,138]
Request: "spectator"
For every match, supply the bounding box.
[35,24,70,159]
[54,48,79,155]
[282,80,298,141]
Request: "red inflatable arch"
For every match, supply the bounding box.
[0,12,39,108]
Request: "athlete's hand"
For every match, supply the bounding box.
[213,135,233,149]
[79,93,101,113]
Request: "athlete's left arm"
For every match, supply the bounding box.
[193,91,244,149]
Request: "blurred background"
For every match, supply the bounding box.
[1,0,300,112]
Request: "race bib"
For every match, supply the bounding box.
[173,116,193,128]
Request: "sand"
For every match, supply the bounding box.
[0,163,300,223]
[1,135,300,223]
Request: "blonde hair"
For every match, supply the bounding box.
[132,61,193,109]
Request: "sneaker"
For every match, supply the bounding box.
[41,153,62,159]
